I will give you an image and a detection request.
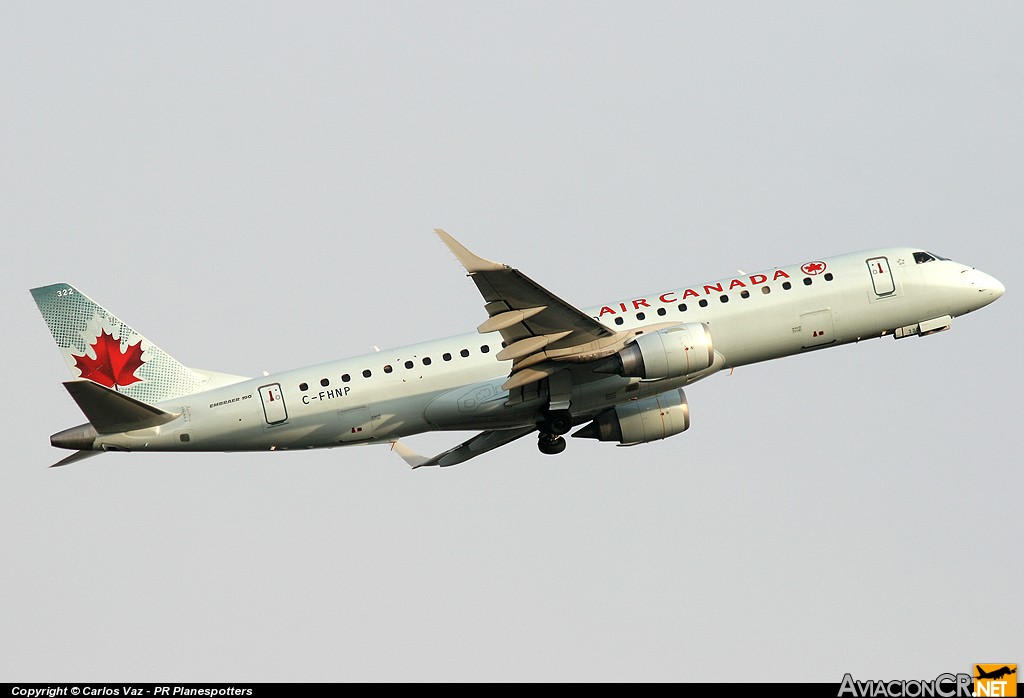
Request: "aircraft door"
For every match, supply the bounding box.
[338,405,375,442]
[800,309,835,348]
[866,256,896,296]
[258,383,289,425]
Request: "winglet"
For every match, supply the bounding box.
[390,439,433,469]
[434,229,507,273]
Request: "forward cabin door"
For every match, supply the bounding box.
[866,256,896,296]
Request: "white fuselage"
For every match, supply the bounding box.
[90,247,1003,454]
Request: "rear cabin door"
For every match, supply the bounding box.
[259,383,289,426]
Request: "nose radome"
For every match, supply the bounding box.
[977,271,1005,300]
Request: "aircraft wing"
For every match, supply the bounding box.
[391,426,537,468]
[435,229,627,391]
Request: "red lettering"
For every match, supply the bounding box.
[632,298,650,309]
[703,282,723,294]
[619,303,628,313]
[773,269,791,280]
[598,306,616,317]
[728,279,747,290]
[750,274,767,285]
[681,288,700,299]
[659,292,677,303]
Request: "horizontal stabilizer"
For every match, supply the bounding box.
[50,450,103,468]
[63,380,179,433]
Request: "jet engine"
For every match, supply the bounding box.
[595,323,713,380]
[572,389,690,445]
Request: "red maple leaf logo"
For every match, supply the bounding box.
[72,329,145,389]
[801,261,826,275]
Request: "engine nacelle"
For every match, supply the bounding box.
[597,323,713,379]
[572,389,690,445]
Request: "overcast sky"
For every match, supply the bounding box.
[2,1,1021,683]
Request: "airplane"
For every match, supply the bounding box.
[32,229,1004,468]
[975,666,1017,681]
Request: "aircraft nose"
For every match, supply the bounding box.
[961,268,1005,307]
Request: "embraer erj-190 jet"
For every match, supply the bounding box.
[32,230,1004,468]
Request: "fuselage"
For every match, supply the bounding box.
[73,246,1004,455]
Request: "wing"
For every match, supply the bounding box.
[435,229,629,393]
[391,426,537,468]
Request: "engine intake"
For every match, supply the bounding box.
[596,323,713,379]
[573,389,690,445]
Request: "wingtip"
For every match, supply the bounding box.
[433,229,506,273]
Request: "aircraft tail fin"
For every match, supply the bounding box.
[31,283,244,405]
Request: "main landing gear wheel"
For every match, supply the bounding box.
[541,409,573,436]
[538,434,567,455]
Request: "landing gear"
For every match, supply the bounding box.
[538,433,567,455]
[541,409,572,436]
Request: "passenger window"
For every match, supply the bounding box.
[741,290,750,299]
[636,312,646,320]
[460,349,470,358]
[762,286,771,294]
[342,374,350,382]
[678,303,687,312]
[657,308,667,316]
[362,369,372,378]
[443,352,452,361]
[299,383,308,391]
[404,360,414,369]
[383,365,393,374]
[824,273,834,281]
[614,317,624,325]
[782,282,792,290]
[698,299,708,308]
[321,378,330,386]
[423,357,432,365]
[480,345,489,354]
[719,295,728,303]
[803,277,812,286]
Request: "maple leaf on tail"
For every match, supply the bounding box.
[72,329,145,390]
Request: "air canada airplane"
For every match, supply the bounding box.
[33,230,1004,468]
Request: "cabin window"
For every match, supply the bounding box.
[782,281,792,290]
[741,290,750,299]
[443,352,452,361]
[423,357,432,365]
[824,273,834,281]
[480,345,489,354]
[803,277,813,286]
[678,303,687,312]
[342,374,351,382]
[383,365,393,374]
[299,382,308,391]
[614,317,624,325]
[719,295,728,303]
[362,369,372,378]
[404,360,414,369]
[321,378,330,386]
[179,433,190,443]
[762,286,771,294]
[636,312,646,320]
[698,299,708,308]
[657,308,666,316]
[460,349,470,358]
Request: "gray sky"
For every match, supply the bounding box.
[2,1,1020,682]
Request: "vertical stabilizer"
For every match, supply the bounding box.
[31,283,205,405]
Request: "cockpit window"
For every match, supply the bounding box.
[913,251,936,264]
